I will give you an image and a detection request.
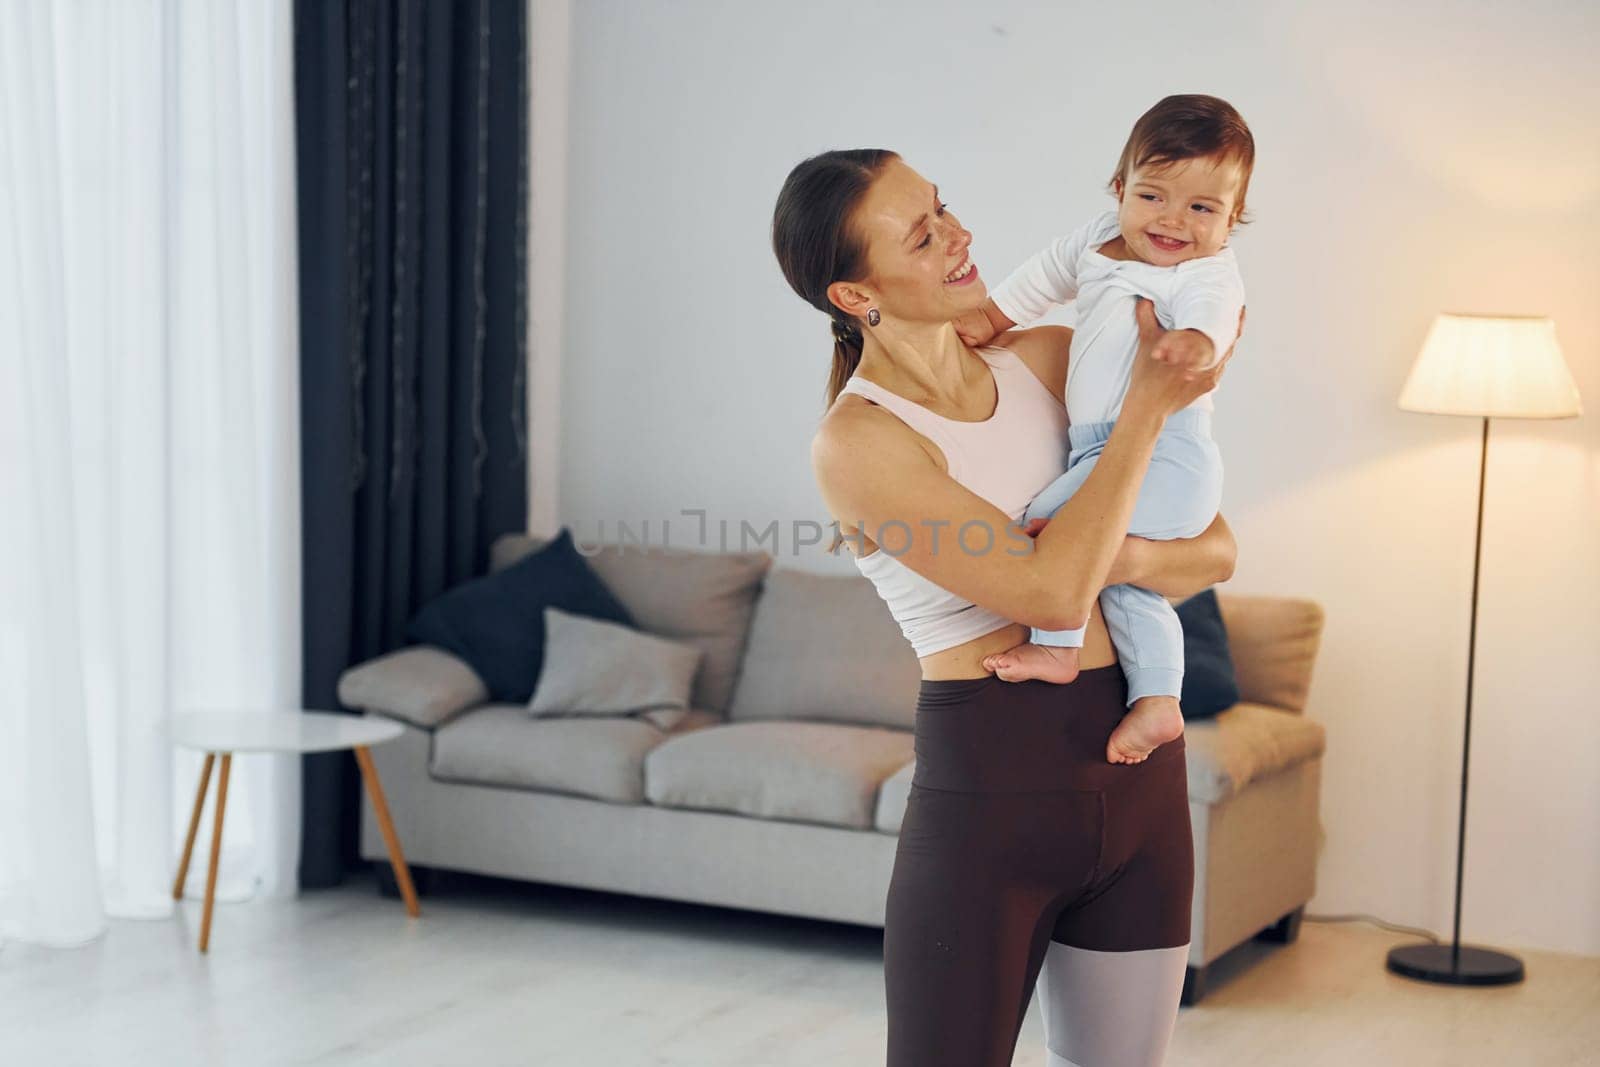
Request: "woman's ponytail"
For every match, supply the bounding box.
[826,315,865,406]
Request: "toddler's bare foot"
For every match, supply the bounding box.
[980,643,1081,684]
[1107,696,1185,764]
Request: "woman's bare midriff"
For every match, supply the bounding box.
[920,610,1117,680]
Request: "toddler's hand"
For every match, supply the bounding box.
[1127,298,1223,417]
[953,307,999,347]
[1150,329,1216,372]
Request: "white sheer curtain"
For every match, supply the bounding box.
[0,0,301,948]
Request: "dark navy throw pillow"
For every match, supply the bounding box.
[405,528,634,703]
[1176,588,1239,720]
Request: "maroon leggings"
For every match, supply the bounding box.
[883,665,1194,1066]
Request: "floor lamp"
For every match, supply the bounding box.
[1390,313,1583,985]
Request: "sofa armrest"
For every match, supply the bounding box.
[1216,595,1325,714]
[337,645,488,729]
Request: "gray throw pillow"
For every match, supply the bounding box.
[528,606,704,731]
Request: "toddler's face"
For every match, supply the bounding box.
[1114,155,1242,267]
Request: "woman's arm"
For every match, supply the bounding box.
[1106,513,1237,599]
[814,399,1160,631]
[814,300,1218,631]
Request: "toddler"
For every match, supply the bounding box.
[955,94,1252,764]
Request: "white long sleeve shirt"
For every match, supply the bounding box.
[990,209,1245,425]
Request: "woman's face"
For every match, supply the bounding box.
[849,158,986,326]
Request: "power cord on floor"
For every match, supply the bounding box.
[1303,912,1441,943]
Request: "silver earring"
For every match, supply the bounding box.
[867,308,880,327]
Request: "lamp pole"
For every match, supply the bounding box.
[1385,415,1524,985]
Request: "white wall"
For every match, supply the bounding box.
[545,0,1600,957]
[527,0,571,539]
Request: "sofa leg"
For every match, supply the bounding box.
[1255,905,1305,944]
[1180,964,1208,1007]
[375,859,436,898]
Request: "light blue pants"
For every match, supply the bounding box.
[1024,408,1222,707]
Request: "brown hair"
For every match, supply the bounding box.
[1110,94,1255,224]
[770,149,900,407]
[771,149,900,555]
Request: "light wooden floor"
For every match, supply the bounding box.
[4,871,1595,1066]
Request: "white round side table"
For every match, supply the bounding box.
[169,710,420,952]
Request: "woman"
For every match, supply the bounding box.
[772,149,1238,1066]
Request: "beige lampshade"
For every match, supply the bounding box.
[1399,313,1582,419]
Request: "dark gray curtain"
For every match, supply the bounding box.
[294,0,529,888]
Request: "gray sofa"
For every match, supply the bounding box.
[338,533,1327,1005]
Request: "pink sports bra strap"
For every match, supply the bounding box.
[837,376,959,456]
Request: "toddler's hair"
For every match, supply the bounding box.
[1110,94,1255,224]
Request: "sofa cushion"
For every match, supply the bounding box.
[528,606,703,731]
[1175,589,1240,720]
[492,533,771,714]
[406,528,634,704]
[727,568,922,730]
[874,760,916,834]
[1215,595,1324,713]
[337,645,488,729]
[1182,701,1327,804]
[431,703,722,804]
[644,720,914,830]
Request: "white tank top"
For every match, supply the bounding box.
[837,345,1069,657]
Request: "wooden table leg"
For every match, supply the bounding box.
[173,753,215,899]
[199,752,232,953]
[353,745,420,918]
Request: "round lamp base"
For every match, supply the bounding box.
[1386,942,1525,986]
